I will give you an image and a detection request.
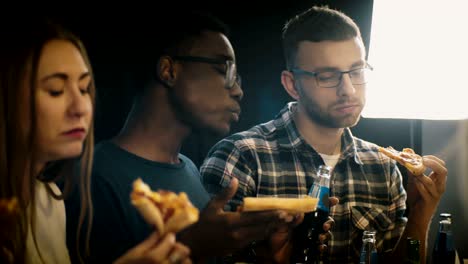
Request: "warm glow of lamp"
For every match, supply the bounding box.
[362,0,468,120]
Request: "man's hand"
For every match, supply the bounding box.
[404,155,447,264]
[261,197,339,263]
[406,155,447,227]
[318,197,339,254]
[178,178,294,260]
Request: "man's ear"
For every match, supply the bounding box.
[157,56,177,87]
[281,70,300,100]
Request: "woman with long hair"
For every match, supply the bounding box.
[0,19,191,264]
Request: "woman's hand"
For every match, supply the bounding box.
[114,232,192,264]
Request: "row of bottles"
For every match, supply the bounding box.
[358,212,458,264]
[291,163,458,264]
[358,230,421,264]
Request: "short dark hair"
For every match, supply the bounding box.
[282,6,362,70]
[130,11,230,91]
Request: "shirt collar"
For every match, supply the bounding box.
[273,102,308,149]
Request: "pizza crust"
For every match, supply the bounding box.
[240,196,318,213]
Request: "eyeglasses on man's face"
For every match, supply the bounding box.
[290,63,373,88]
[172,56,241,89]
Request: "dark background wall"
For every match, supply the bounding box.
[50,0,466,259]
[54,0,378,153]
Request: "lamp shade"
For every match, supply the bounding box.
[362,0,468,120]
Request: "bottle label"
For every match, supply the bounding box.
[359,251,378,264]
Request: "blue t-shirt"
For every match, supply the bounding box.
[66,141,210,263]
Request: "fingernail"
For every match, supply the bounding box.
[279,212,293,222]
[169,252,182,263]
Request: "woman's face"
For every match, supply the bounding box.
[33,39,93,163]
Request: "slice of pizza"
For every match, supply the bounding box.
[240,196,318,213]
[0,197,19,263]
[131,178,199,235]
[378,146,426,176]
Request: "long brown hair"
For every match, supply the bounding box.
[0,19,95,263]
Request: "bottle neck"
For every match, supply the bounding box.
[317,165,332,176]
[361,231,377,251]
[363,238,376,245]
[439,220,452,233]
[317,176,330,186]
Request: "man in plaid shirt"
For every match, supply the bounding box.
[201,6,447,263]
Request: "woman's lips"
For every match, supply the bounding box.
[62,128,86,139]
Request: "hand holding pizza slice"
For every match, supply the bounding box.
[131,178,199,235]
[378,146,426,176]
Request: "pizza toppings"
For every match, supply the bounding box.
[378,146,426,176]
[131,178,199,234]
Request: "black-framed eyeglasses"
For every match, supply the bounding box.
[172,56,241,89]
[290,63,373,88]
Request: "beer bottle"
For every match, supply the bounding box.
[359,230,378,264]
[432,213,456,264]
[291,165,332,263]
[404,237,420,264]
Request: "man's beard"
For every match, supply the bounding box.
[297,86,362,129]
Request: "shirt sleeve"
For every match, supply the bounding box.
[380,162,408,253]
[200,139,257,211]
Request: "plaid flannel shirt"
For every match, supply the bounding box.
[201,102,407,263]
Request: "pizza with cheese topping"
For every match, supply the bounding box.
[131,178,199,234]
[378,146,425,176]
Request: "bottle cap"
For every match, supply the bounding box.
[317,165,332,178]
[439,213,452,219]
[362,230,376,243]
[439,213,452,224]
